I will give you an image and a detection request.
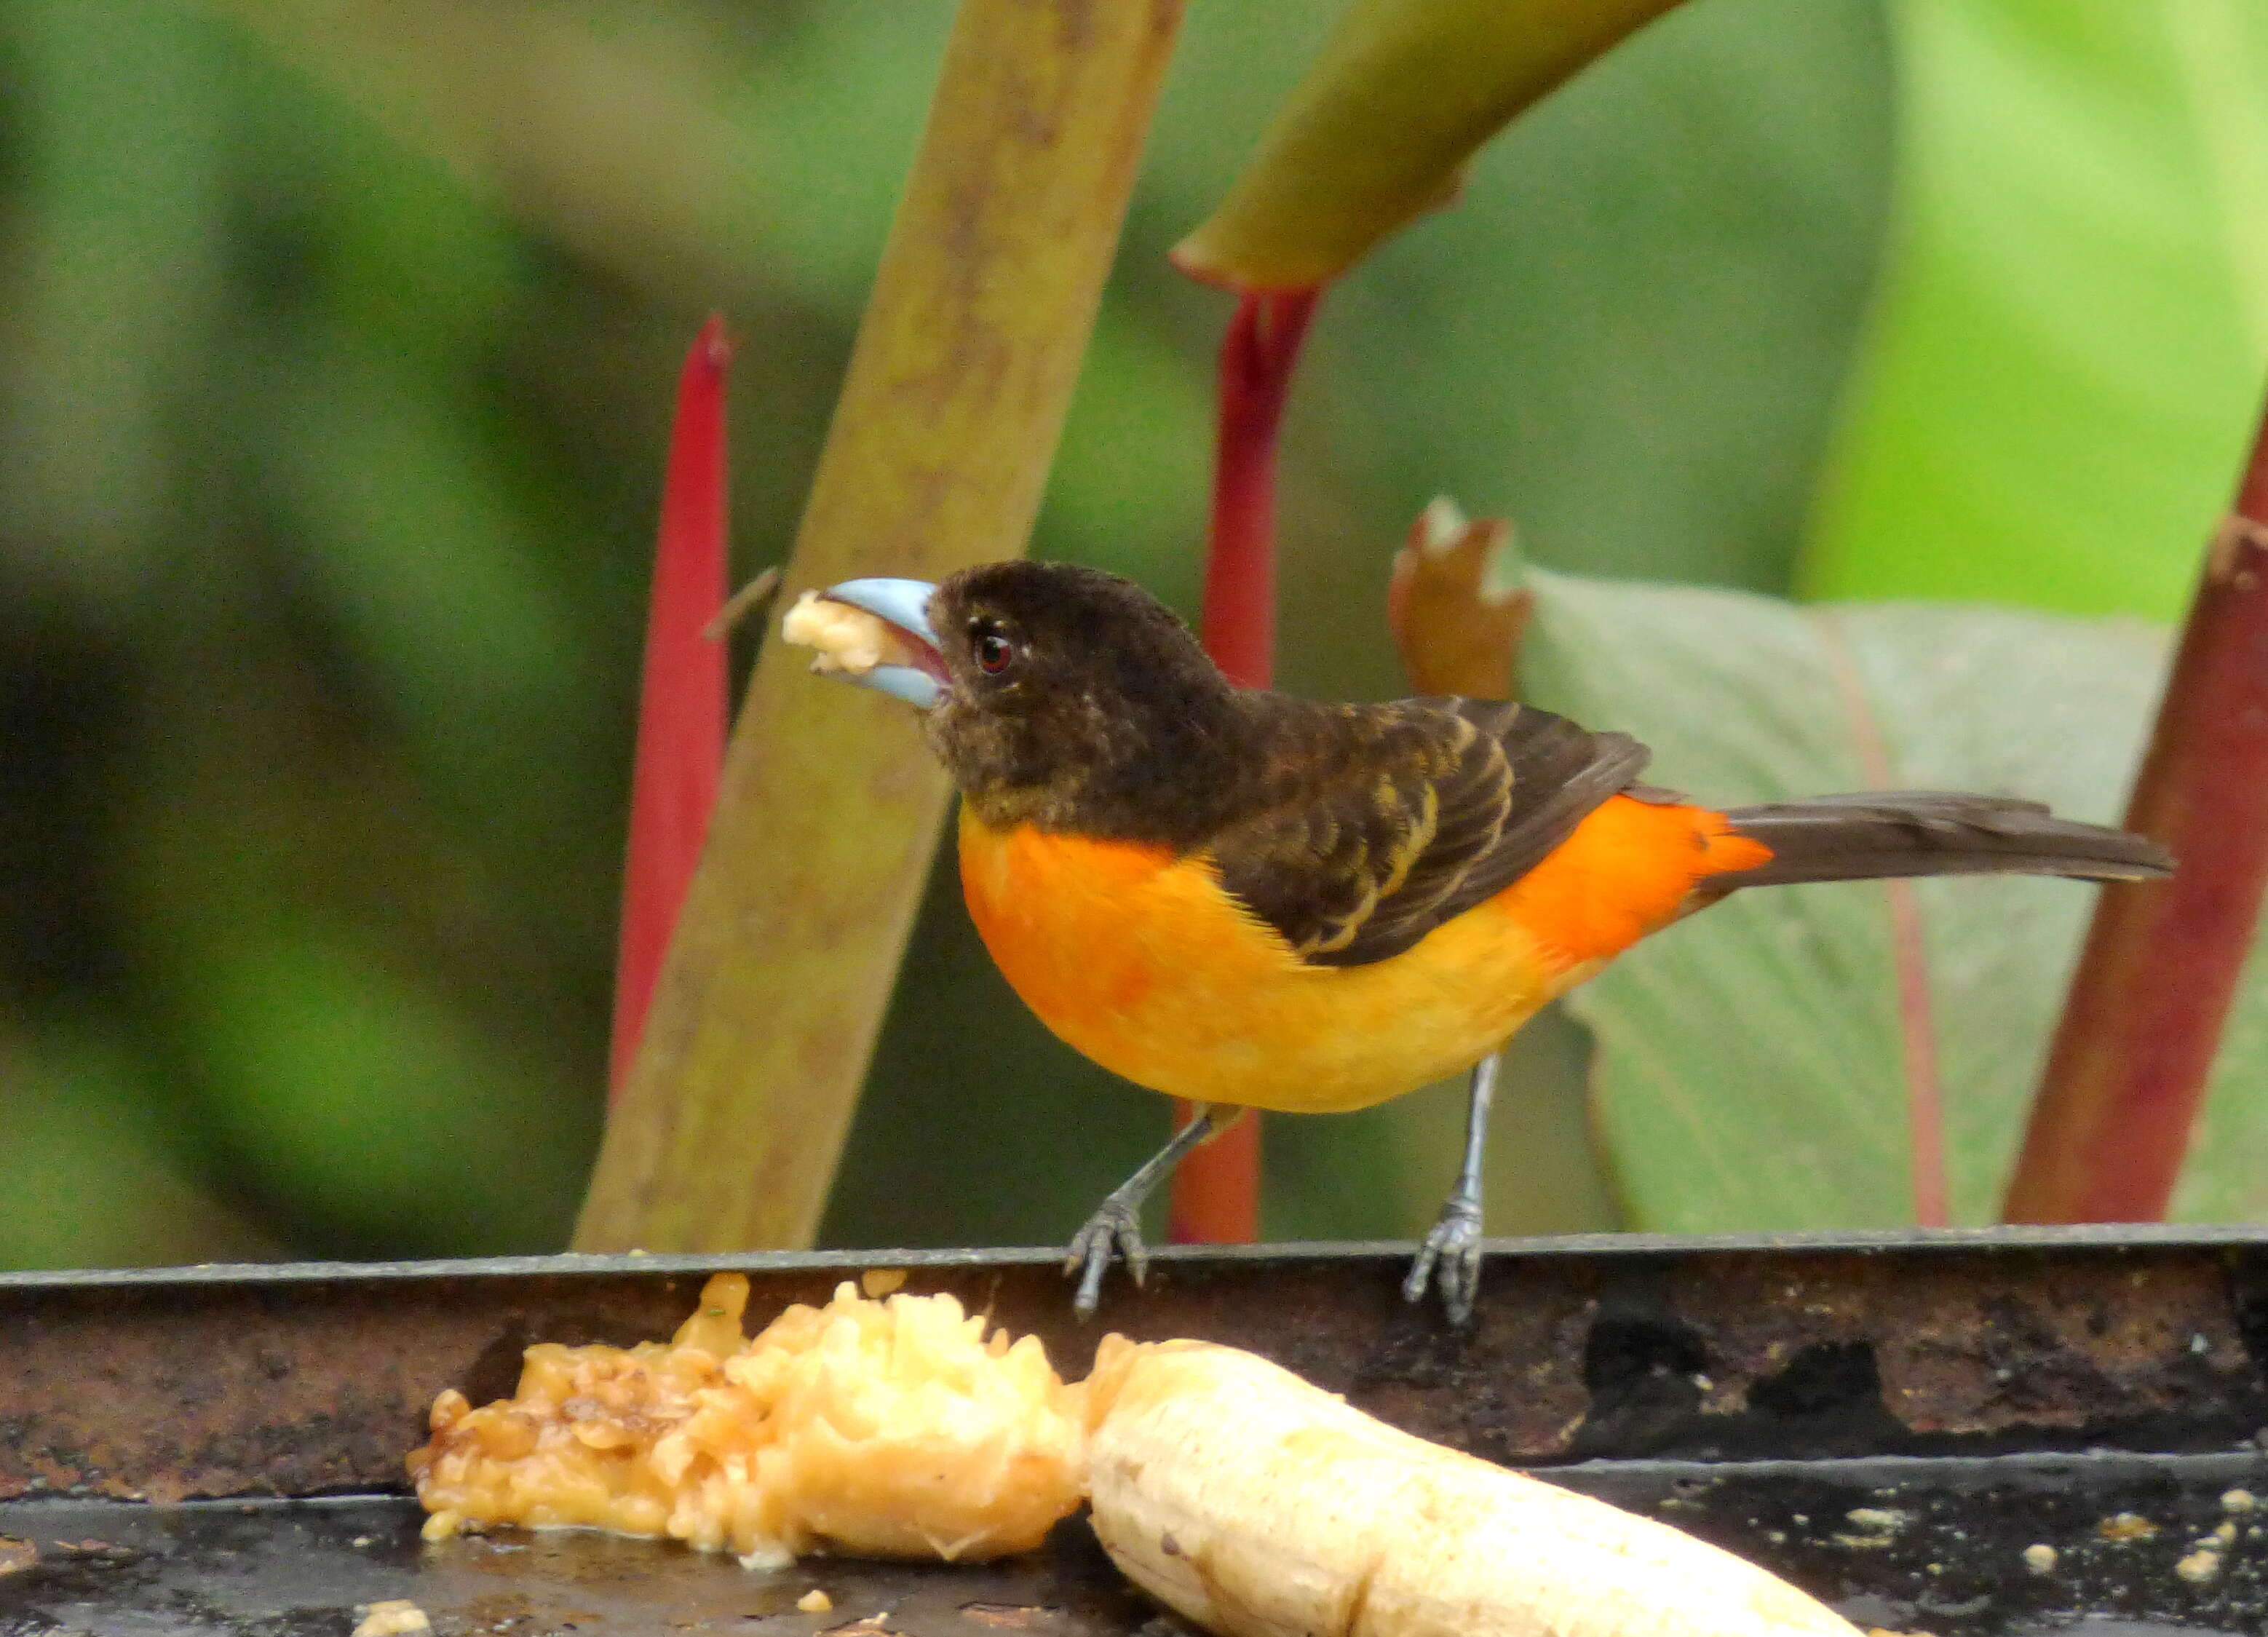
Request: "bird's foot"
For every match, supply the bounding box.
[1402,1196,1484,1326]
[1065,1194,1148,1318]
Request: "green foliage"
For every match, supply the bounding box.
[1804,0,2268,617]
[176,918,590,1254]
[1521,568,2186,1226]
[7,0,2259,1268]
[0,1022,276,1270]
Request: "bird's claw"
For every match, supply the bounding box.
[1403,1197,1484,1326]
[1066,1195,1148,1318]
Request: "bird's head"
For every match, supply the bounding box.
[785,560,1240,836]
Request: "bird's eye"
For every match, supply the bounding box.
[975,631,1015,675]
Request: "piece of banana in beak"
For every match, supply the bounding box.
[782,590,895,677]
[781,578,948,709]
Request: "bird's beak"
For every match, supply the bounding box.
[811,576,948,710]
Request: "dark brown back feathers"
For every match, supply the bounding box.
[1205,697,1647,965]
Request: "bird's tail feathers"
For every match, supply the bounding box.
[1711,791,2171,891]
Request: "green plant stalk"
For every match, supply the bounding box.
[575,0,1185,1253]
[1173,0,1687,292]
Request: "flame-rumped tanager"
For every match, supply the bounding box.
[783,561,2172,1323]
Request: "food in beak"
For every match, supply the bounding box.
[781,579,949,708]
[782,590,897,678]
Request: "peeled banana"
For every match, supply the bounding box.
[1082,1336,1861,1637]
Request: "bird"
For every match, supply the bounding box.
[783,560,2174,1323]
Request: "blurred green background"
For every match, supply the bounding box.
[3,0,2263,1269]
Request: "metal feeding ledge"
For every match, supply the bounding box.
[7,1226,2268,1636]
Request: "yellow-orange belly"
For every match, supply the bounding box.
[956,797,1768,1115]
[953,811,1555,1114]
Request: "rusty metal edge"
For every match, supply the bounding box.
[11,1223,2268,1505]
[8,1222,2268,1291]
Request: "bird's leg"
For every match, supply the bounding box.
[1403,1051,1498,1325]
[1066,1103,1235,1317]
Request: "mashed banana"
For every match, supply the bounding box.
[408,1275,1085,1569]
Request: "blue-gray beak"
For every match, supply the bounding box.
[821,576,945,710]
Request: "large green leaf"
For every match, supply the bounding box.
[1518,567,2268,1228]
[1803,0,2268,618]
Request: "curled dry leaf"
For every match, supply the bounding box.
[1387,496,1533,699]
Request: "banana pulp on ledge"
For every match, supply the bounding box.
[408,1275,1085,1568]
[409,1275,1861,1637]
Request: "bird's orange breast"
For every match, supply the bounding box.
[956,796,1768,1114]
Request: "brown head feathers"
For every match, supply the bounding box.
[921,562,1246,840]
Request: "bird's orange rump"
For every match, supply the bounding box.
[1496,794,1775,970]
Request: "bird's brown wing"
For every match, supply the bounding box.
[1205,699,1651,967]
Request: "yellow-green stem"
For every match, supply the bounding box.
[576,0,1184,1253]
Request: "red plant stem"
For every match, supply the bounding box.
[1197,290,1319,686]
[1170,288,1319,1246]
[609,316,732,1103]
[2002,400,2268,1222]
